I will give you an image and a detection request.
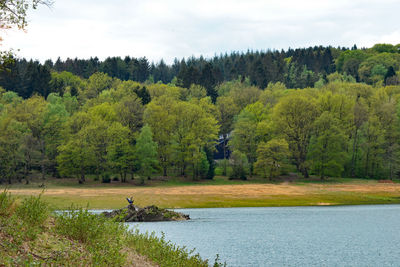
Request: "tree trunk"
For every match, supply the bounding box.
[351,128,359,177]
[79,168,85,184]
[40,139,46,180]
[222,134,227,176]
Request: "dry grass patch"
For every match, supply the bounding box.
[5,181,400,209]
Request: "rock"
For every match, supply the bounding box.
[102,204,190,222]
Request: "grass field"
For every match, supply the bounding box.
[2,176,400,209]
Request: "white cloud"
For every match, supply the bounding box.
[2,0,399,64]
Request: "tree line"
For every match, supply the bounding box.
[1,44,400,184]
[2,43,399,101]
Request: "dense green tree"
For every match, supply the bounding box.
[384,66,397,85]
[360,116,385,178]
[144,96,176,176]
[273,93,319,177]
[49,71,85,96]
[254,138,289,179]
[187,84,207,100]
[12,96,48,179]
[42,93,69,176]
[308,112,348,179]
[229,151,249,180]
[230,105,264,176]
[135,125,158,184]
[0,117,26,183]
[335,50,368,81]
[172,99,219,178]
[57,132,93,184]
[216,95,239,175]
[358,53,400,84]
[107,122,135,182]
[82,72,114,100]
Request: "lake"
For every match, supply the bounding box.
[128,205,400,266]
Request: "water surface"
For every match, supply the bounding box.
[128,205,400,266]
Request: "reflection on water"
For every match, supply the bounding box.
[127,205,400,267]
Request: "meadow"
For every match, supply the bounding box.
[3,176,400,209]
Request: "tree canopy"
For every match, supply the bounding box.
[1,43,400,184]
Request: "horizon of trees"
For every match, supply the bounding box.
[1,43,399,101]
[1,43,400,184]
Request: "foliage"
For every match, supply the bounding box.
[135,125,158,183]
[127,229,215,267]
[272,92,319,177]
[55,207,127,265]
[255,138,290,179]
[0,189,15,217]
[307,112,348,179]
[1,191,219,266]
[229,151,249,180]
[2,43,400,184]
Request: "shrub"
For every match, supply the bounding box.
[1,193,50,243]
[55,207,127,266]
[102,177,111,183]
[15,194,51,228]
[0,189,15,217]
[127,229,211,267]
[229,151,249,180]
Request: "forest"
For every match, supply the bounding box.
[1,43,400,184]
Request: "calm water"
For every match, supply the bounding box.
[127,205,400,266]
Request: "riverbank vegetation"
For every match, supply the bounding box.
[0,190,219,266]
[1,43,400,184]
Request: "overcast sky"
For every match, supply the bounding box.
[2,0,400,64]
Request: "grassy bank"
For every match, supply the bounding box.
[2,177,400,209]
[0,191,223,266]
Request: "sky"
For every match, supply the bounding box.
[2,0,400,64]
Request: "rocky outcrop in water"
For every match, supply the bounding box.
[102,204,190,222]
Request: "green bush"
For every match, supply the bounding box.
[0,189,14,217]
[0,193,51,245]
[55,207,127,266]
[127,229,214,267]
[229,151,249,180]
[15,194,51,228]
[101,173,111,183]
[215,159,231,176]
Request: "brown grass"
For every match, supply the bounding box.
[6,182,400,209]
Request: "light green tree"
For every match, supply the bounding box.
[188,84,207,100]
[0,117,26,183]
[216,95,239,175]
[307,112,348,179]
[144,96,176,176]
[172,100,219,179]
[135,125,158,184]
[81,72,114,100]
[107,122,135,182]
[12,95,48,179]
[272,92,319,177]
[229,151,249,180]
[57,132,94,184]
[255,138,289,179]
[43,93,69,177]
[230,110,258,176]
[360,115,385,178]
